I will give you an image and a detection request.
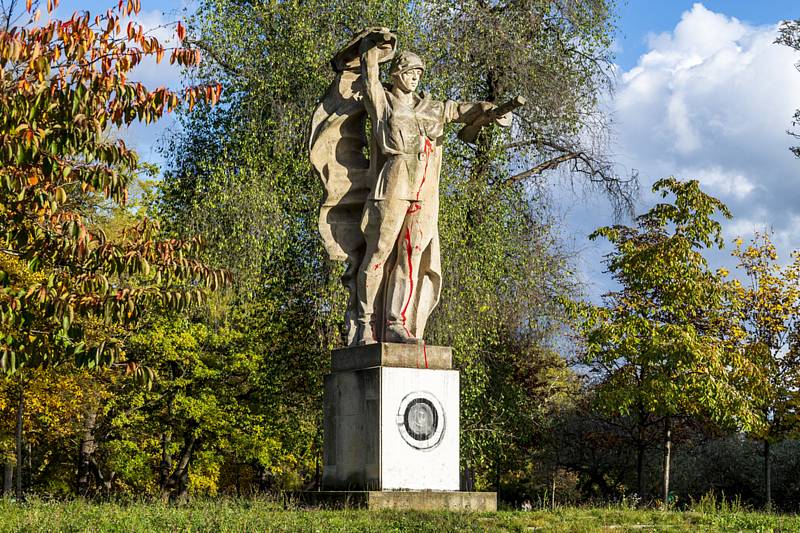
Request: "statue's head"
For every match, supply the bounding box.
[389,51,424,93]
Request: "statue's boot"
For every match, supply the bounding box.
[385,322,423,345]
[356,320,378,346]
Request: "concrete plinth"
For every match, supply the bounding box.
[322,358,460,491]
[322,343,494,509]
[294,490,497,511]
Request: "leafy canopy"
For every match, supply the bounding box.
[577,178,759,431]
[0,0,227,373]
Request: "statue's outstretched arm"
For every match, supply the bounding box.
[448,96,526,144]
[445,101,494,125]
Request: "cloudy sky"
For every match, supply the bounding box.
[53,0,800,300]
[561,1,800,300]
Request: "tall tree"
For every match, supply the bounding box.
[731,232,800,509]
[0,0,228,499]
[575,178,760,507]
[154,0,421,490]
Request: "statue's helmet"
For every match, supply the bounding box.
[389,51,425,76]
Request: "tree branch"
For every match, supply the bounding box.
[505,152,581,184]
[184,38,242,76]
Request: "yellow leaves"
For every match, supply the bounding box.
[0,253,45,288]
[176,21,186,41]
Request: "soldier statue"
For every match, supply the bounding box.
[309,28,519,347]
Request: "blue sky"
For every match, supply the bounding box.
[50,1,800,300]
[615,1,800,70]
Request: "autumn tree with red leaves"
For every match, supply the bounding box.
[0,0,227,375]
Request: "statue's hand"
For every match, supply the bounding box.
[359,29,394,54]
[481,103,512,127]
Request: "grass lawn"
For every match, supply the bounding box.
[0,498,798,532]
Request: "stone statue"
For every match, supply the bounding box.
[309,28,519,347]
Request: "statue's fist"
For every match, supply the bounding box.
[359,28,394,54]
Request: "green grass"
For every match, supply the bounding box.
[0,498,799,532]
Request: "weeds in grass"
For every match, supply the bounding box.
[690,490,748,514]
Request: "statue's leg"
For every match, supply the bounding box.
[386,202,426,343]
[341,257,362,346]
[357,199,411,344]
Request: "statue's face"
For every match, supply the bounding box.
[394,68,422,93]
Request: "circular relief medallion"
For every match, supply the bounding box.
[396,391,446,450]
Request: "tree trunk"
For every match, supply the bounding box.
[159,395,174,491]
[3,458,12,496]
[662,416,671,509]
[636,405,646,500]
[175,460,190,503]
[15,385,23,501]
[159,431,172,490]
[636,442,645,500]
[764,440,772,510]
[76,408,98,496]
[25,442,31,492]
[160,431,198,503]
[255,462,270,493]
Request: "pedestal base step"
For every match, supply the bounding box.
[292,490,496,511]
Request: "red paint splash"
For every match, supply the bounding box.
[423,342,428,369]
[415,137,435,201]
[399,227,414,337]
[396,137,434,344]
[372,262,382,271]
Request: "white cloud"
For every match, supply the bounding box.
[614,3,800,264]
[569,3,800,300]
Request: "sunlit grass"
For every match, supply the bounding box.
[0,497,798,532]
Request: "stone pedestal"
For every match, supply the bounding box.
[319,343,496,511]
[322,344,459,491]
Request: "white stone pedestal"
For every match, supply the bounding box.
[322,344,460,491]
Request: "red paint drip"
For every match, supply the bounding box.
[399,227,414,337]
[423,342,428,369]
[372,262,381,271]
[415,137,434,201]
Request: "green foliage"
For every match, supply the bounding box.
[0,1,228,373]
[575,178,757,430]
